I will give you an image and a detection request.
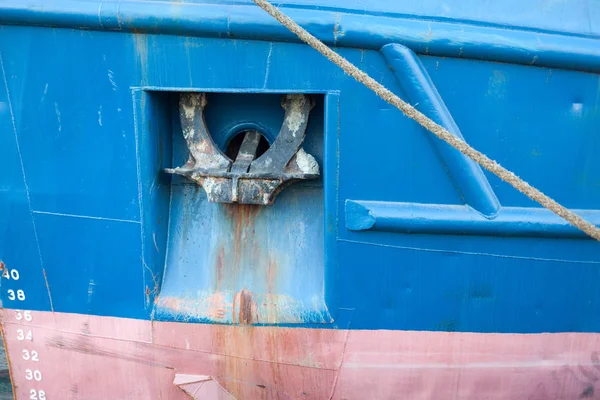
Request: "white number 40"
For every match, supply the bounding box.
[29,389,46,399]
[2,269,19,280]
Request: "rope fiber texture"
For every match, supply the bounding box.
[253,0,600,241]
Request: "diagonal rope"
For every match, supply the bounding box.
[253,0,600,241]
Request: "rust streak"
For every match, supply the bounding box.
[238,289,255,325]
[42,268,55,312]
[213,204,261,295]
[215,246,225,293]
[210,203,287,397]
[0,318,16,397]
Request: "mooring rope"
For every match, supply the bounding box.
[253,0,600,241]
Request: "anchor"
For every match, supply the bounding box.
[165,93,319,205]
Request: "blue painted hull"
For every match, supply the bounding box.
[1,1,599,398]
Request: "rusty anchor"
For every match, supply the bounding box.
[165,93,320,205]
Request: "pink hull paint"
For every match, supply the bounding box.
[2,310,600,399]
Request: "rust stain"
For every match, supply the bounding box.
[133,34,149,86]
[0,311,16,397]
[266,256,278,295]
[236,288,256,325]
[265,256,280,324]
[158,293,231,321]
[145,286,151,304]
[215,246,225,293]
[42,268,55,312]
[211,205,261,397]
[0,261,5,271]
[206,203,299,397]
[213,204,261,293]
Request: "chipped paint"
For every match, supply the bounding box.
[41,82,48,102]
[87,279,95,304]
[152,232,158,251]
[177,92,230,171]
[333,12,345,45]
[263,42,273,88]
[181,91,206,119]
[283,94,307,135]
[157,291,326,324]
[571,102,583,118]
[54,101,61,131]
[295,148,319,174]
[107,69,117,90]
[487,70,507,99]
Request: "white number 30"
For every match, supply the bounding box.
[25,368,42,381]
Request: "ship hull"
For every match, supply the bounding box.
[3,310,600,399]
[2,1,600,399]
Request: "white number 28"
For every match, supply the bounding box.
[29,388,46,399]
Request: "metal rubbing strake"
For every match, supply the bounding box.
[165,93,319,205]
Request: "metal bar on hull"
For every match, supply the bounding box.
[1,1,600,72]
[381,43,500,218]
[346,200,600,238]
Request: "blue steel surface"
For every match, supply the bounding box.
[0,1,599,333]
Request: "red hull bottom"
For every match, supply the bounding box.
[2,310,599,399]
